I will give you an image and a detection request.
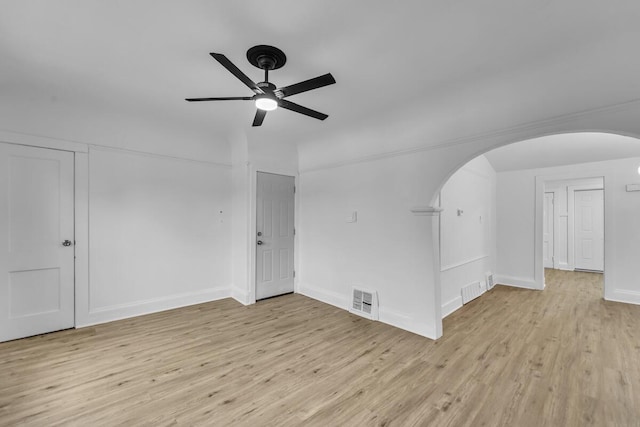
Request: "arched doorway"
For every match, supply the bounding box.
[432,132,640,327]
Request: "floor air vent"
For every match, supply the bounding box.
[486,272,495,290]
[350,288,379,320]
[461,281,485,304]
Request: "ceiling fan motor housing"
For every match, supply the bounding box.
[247,45,287,70]
[257,82,276,91]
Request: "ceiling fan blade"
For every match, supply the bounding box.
[210,52,263,94]
[278,99,328,121]
[275,73,336,98]
[185,97,253,102]
[252,109,267,127]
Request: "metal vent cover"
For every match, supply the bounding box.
[350,287,379,320]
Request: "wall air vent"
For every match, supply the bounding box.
[350,287,379,320]
[461,281,485,304]
[486,272,495,290]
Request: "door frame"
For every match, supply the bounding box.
[0,131,89,328]
[543,191,555,269]
[247,166,299,305]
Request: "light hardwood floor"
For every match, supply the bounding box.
[1,270,640,426]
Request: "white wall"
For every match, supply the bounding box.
[439,155,496,317]
[80,146,232,325]
[297,101,640,341]
[496,157,640,304]
[544,177,604,271]
[6,98,640,340]
[298,151,443,339]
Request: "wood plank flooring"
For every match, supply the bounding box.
[1,269,640,426]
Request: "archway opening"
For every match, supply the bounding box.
[434,132,640,329]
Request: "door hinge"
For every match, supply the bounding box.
[293,185,296,194]
[293,227,296,235]
[293,270,296,278]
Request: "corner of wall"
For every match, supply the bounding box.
[494,274,540,290]
[231,286,251,306]
[378,308,439,340]
[441,296,463,318]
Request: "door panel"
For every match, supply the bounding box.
[574,189,604,272]
[0,143,75,342]
[256,172,294,300]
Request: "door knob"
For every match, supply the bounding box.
[62,240,72,247]
[257,240,263,245]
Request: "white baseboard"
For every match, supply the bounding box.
[298,282,437,340]
[441,296,463,318]
[494,275,539,290]
[378,308,437,339]
[78,287,230,327]
[230,286,251,306]
[298,283,349,310]
[606,289,640,306]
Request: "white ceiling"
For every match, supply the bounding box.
[2,1,640,151]
[484,133,640,172]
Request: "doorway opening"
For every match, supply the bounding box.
[437,132,640,323]
[255,171,295,300]
[543,177,604,277]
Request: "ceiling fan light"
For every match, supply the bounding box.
[255,96,278,111]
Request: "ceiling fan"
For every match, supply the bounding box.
[186,45,336,127]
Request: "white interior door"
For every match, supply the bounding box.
[543,192,554,269]
[0,143,75,342]
[574,189,604,272]
[256,172,294,300]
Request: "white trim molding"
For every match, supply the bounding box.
[442,296,463,318]
[297,283,349,311]
[411,206,443,216]
[378,307,437,340]
[607,289,640,306]
[494,275,539,290]
[231,286,251,306]
[0,129,89,153]
[79,287,231,327]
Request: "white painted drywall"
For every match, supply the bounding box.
[496,157,640,304]
[83,146,232,325]
[298,150,444,339]
[439,155,496,317]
